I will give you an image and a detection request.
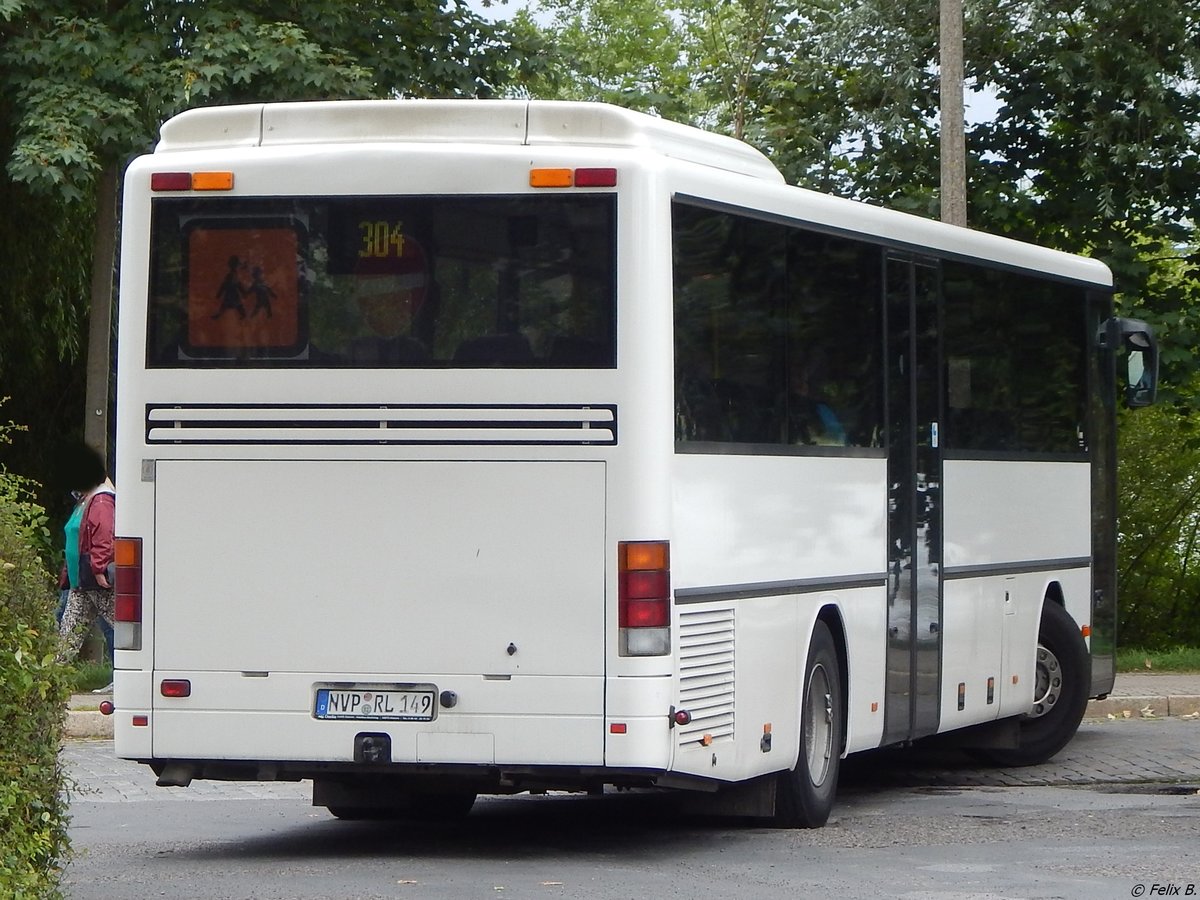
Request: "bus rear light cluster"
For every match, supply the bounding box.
[114,536,143,650]
[529,167,617,188]
[150,171,234,191]
[618,540,670,656]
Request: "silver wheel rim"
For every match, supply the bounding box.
[804,663,834,785]
[1029,643,1063,719]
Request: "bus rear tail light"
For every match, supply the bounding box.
[114,537,143,650]
[150,171,234,191]
[618,541,670,656]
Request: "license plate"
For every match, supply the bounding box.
[313,684,437,722]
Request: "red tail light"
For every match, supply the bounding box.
[160,679,192,698]
[618,541,670,655]
[114,537,142,650]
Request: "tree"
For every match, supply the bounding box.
[0,0,521,490]
[503,0,794,138]
[748,0,942,213]
[1116,384,1200,648]
[969,0,1200,404]
[504,0,697,122]
[679,0,792,140]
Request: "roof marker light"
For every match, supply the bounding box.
[575,167,617,187]
[151,172,192,192]
[530,168,573,188]
[192,171,234,191]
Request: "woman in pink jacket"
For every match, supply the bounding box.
[57,445,116,665]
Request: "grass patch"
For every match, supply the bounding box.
[69,660,113,693]
[1117,646,1200,673]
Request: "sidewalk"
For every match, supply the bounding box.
[63,672,1200,740]
[1087,671,1200,719]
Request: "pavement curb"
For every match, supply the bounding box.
[64,707,113,740]
[1086,694,1200,720]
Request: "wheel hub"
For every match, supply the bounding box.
[805,663,834,784]
[1029,642,1063,719]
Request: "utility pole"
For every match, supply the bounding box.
[84,164,119,464]
[939,0,967,227]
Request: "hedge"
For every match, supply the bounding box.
[0,414,71,898]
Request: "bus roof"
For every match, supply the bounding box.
[152,99,1112,289]
[155,99,785,183]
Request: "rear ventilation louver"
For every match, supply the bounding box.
[145,404,616,446]
[677,607,735,746]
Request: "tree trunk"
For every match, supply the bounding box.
[84,163,119,465]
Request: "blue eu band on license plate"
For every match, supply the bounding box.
[314,686,437,721]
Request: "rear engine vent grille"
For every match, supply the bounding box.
[145,404,617,446]
[677,607,735,746]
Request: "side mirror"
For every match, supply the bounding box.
[1097,317,1158,408]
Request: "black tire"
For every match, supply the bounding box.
[981,601,1091,767]
[774,621,844,828]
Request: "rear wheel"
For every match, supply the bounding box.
[980,600,1090,767]
[774,621,844,828]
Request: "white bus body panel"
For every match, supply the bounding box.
[148,458,607,763]
[670,454,888,777]
[939,460,1091,730]
[672,455,885,587]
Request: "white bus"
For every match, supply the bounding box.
[111,99,1157,827]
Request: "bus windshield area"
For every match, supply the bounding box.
[147,194,616,368]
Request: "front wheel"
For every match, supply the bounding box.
[981,601,1091,767]
[774,621,844,828]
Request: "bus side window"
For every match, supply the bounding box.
[453,333,535,365]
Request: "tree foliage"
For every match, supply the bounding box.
[3,1,517,197]
[504,0,697,121]
[1116,385,1200,648]
[0,0,522,499]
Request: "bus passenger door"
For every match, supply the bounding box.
[883,255,943,744]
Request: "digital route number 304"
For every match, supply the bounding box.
[358,220,407,259]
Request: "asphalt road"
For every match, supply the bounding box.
[61,717,1200,900]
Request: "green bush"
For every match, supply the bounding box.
[0,412,71,899]
[1117,388,1200,649]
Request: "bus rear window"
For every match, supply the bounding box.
[147,195,616,367]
